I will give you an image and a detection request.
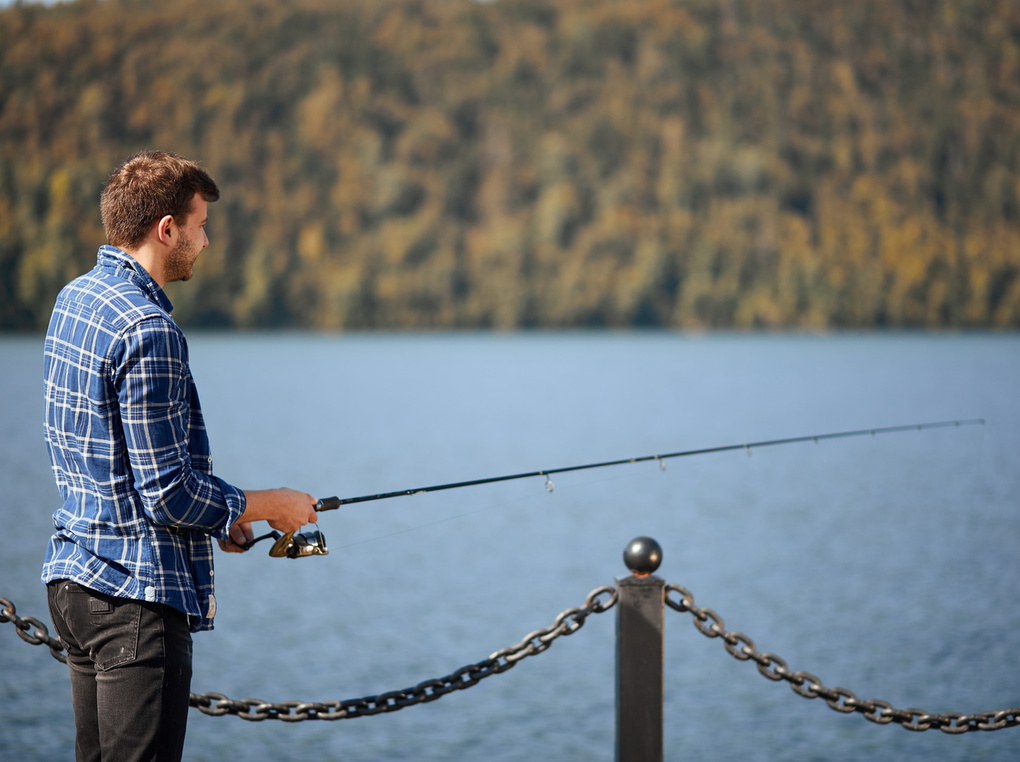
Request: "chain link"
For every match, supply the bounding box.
[664,583,1020,734]
[1,596,67,664]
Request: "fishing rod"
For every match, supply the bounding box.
[314,419,984,510]
[248,419,984,557]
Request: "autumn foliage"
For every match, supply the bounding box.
[2,0,1019,330]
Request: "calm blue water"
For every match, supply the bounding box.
[2,332,1018,761]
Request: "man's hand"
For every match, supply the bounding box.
[218,521,255,553]
[238,487,319,535]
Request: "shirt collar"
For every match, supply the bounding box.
[97,245,175,313]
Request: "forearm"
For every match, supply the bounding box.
[145,471,245,536]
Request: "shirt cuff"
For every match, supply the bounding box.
[213,477,247,541]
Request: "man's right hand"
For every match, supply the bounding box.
[237,487,319,535]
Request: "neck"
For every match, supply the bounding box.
[119,243,167,287]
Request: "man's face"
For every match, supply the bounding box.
[164,195,209,283]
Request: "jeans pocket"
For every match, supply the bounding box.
[85,591,142,671]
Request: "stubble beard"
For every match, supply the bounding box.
[164,234,199,283]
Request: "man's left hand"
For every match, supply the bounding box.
[218,521,255,553]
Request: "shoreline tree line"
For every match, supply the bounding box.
[1,0,1019,331]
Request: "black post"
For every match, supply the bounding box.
[616,537,664,762]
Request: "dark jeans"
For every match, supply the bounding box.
[46,580,193,762]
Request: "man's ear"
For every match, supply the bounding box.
[155,214,175,246]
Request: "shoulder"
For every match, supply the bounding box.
[53,264,180,337]
[67,269,167,324]
[49,269,185,372]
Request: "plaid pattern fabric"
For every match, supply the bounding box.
[41,246,245,632]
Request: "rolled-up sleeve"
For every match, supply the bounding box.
[114,317,244,537]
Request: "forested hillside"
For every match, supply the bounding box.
[2,0,1019,330]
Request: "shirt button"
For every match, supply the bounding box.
[144,586,156,601]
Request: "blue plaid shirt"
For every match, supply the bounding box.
[41,245,246,632]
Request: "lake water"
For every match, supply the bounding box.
[1,332,1018,761]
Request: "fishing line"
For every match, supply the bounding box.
[314,419,985,513]
[330,511,474,551]
[330,495,527,551]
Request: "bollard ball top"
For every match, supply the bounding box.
[623,536,662,576]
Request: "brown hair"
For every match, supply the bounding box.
[100,150,220,249]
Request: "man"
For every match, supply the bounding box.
[42,150,319,762]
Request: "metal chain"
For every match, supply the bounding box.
[189,585,618,721]
[10,583,1020,733]
[0,596,67,664]
[1,587,612,726]
[664,583,1020,734]
[3,587,617,722]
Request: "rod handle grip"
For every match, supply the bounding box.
[315,496,342,512]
